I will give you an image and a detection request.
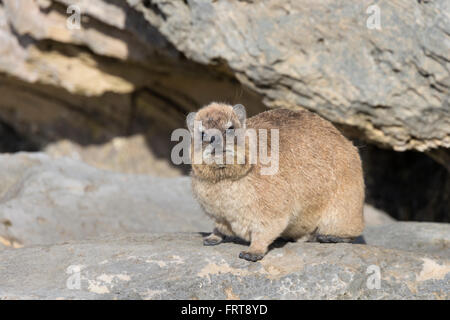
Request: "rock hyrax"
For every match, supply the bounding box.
[187,102,364,262]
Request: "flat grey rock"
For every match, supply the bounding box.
[0,233,448,300]
[0,153,448,300]
[362,222,450,258]
[363,204,395,226]
[0,153,211,249]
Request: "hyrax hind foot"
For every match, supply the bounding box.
[239,251,264,262]
[309,234,355,243]
[203,228,226,246]
[238,225,287,262]
[203,233,223,246]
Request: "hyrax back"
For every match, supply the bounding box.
[187,103,364,262]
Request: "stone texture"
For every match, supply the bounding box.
[0,153,210,249]
[362,204,395,227]
[44,135,182,176]
[0,232,448,300]
[0,0,265,156]
[139,0,450,154]
[361,222,450,258]
[0,153,448,300]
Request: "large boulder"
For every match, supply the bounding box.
[0,153,210,249]
[0,233,448,299]
[0,153,448,300]
[0,0,448,162]
[0,0,266,161]
[137,0,450,156]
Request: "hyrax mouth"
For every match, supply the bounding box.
[202,145,237,168]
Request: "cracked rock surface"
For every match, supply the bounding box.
[0,153,448,299]
[0,232,448,300]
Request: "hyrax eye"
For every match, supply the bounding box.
[226,125,234,134]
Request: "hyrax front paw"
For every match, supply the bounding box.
[239,251,264,262]
[203,234,223,246]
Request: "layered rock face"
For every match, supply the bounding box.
[0,0,266,157]
[0,0,449,154]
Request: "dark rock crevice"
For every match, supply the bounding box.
[0,118,38,153]
[361,145,450,223]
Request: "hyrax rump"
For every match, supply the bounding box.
[187,102,364,262]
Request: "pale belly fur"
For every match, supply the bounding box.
[192,176,258,241]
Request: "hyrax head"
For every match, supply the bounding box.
[186,102,247,167]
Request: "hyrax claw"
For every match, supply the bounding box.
[239,251,264,262]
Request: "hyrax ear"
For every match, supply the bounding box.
[233,104,247,128]
[186,112,197,134]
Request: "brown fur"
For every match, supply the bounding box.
[188,102,365,261]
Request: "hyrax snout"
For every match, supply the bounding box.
[187,102,364,262]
